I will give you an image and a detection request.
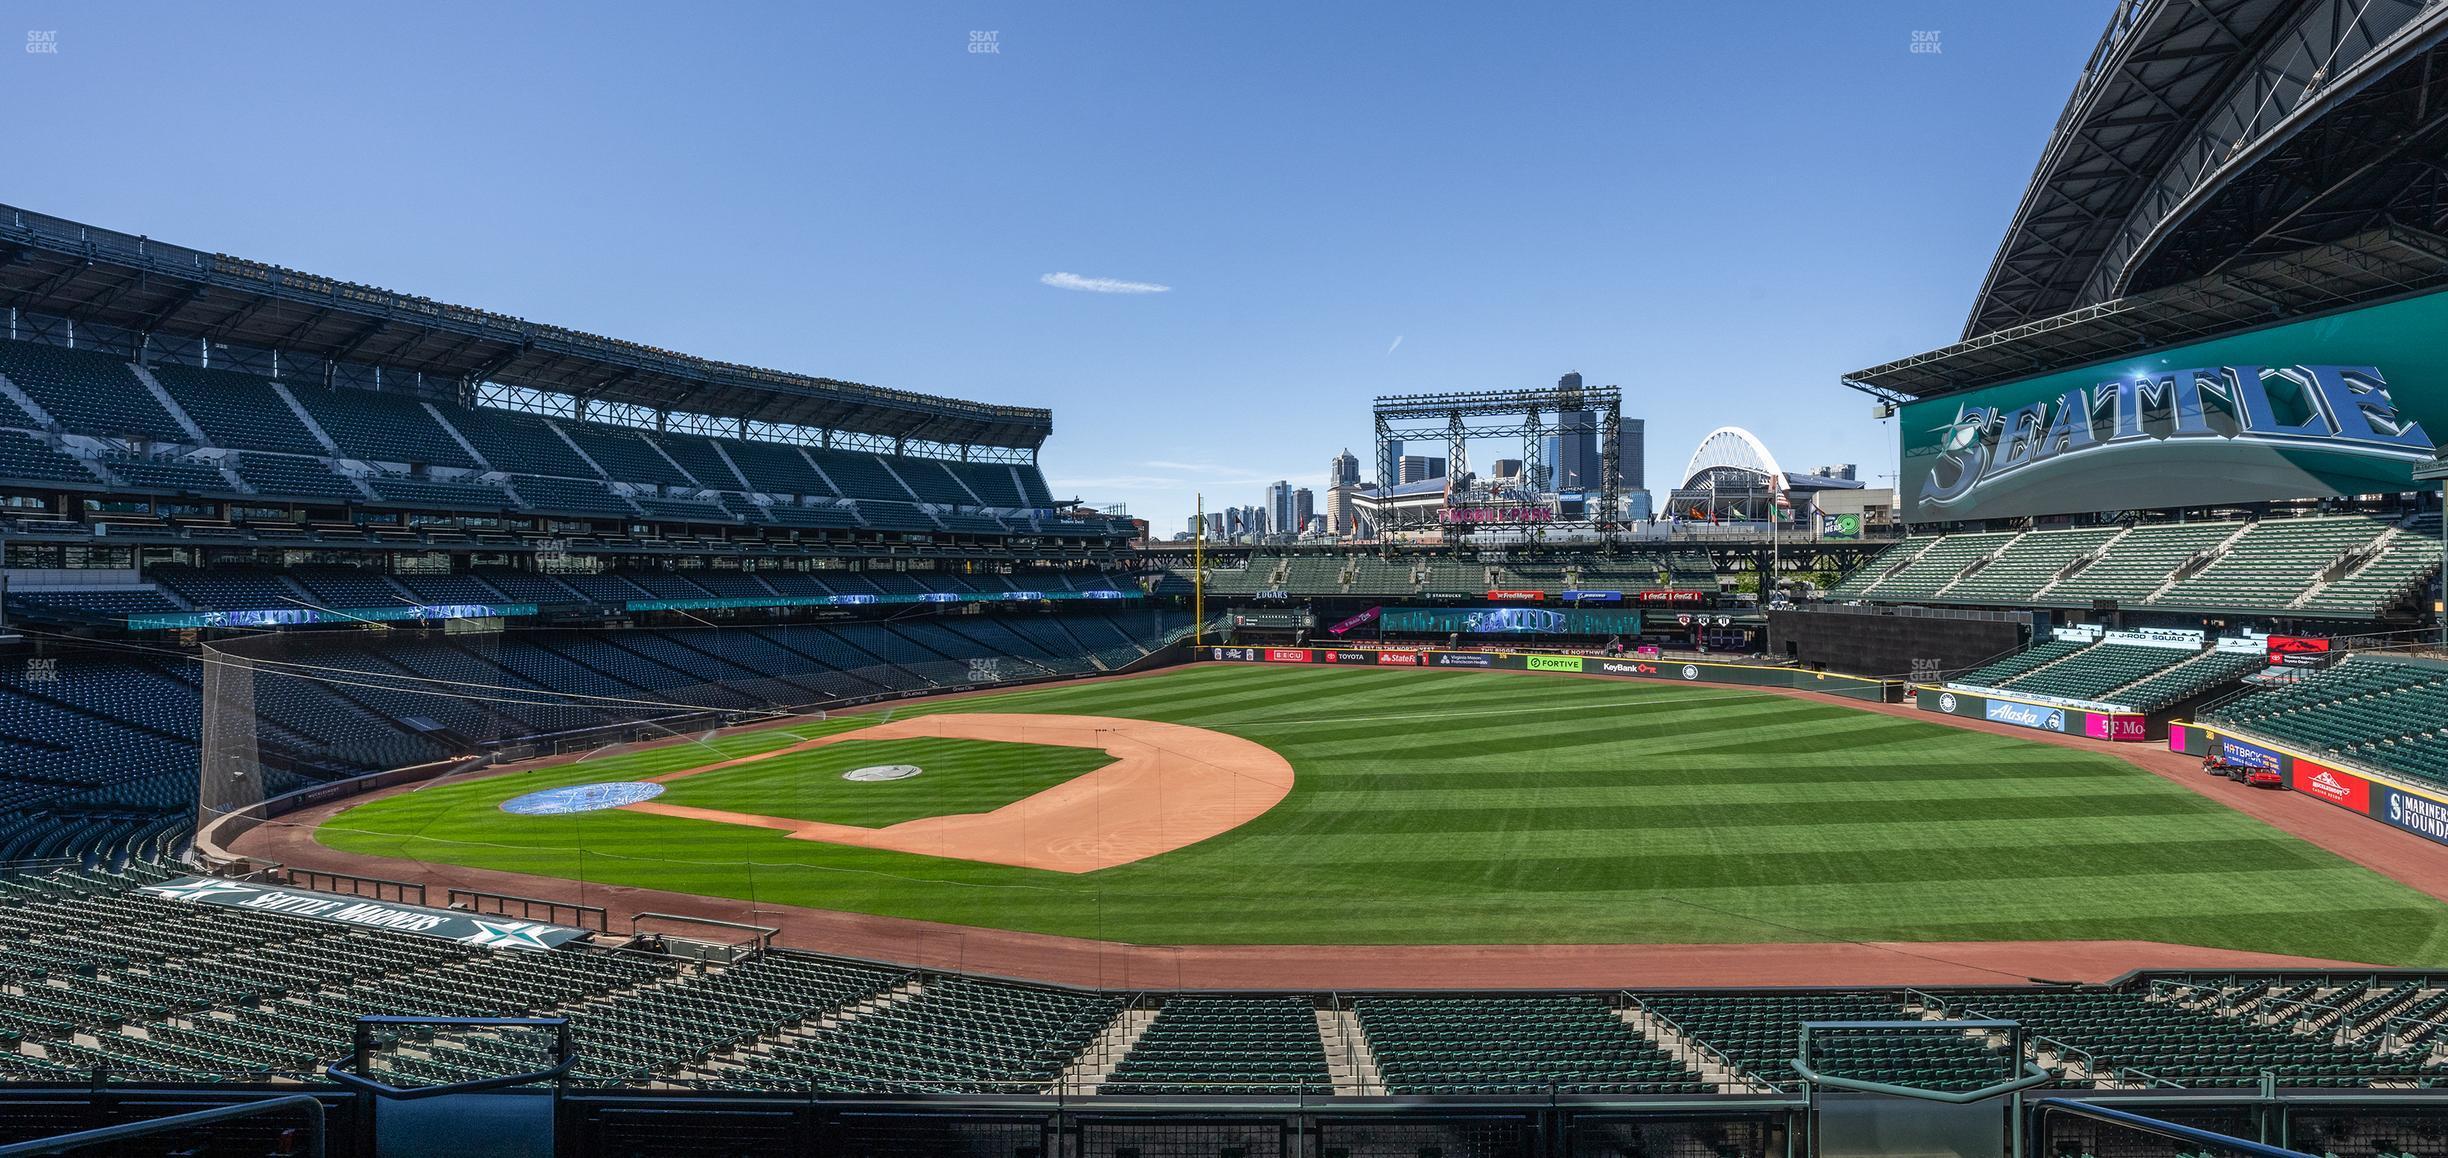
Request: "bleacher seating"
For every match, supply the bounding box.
[0,862,2432,1099]
[2205,655,2448,786]
[1832,516,2443,619]
[229,453,365,503]
[1937,526,2120,603]
[1102,997,1332,1095]
[146,364,326,454]
[438,407,599,479]
[0,432,101,485]
[1355,995,1707,1094]
[2156,517,2394,613]
[1826,536,1934,598]
[0,338,1093,542]
[1860,531,2018,600]
[285,387,476,468]
[1993,643,2198,705]
[0,342,186,441]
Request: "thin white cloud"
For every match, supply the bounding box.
[1386,335,1403,354]
[1041,271,1171,294]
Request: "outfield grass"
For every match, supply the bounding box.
[652,737,1113,827]
[318,664,2448,962]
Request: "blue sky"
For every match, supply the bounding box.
[2,2,2110,534]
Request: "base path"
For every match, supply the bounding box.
[626,713,1293,873]
[234,664,2444,989]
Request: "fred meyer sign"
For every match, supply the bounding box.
[141,877,590,951]
[1901,290,2447,521]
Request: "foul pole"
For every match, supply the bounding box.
[1193,493,1205,650]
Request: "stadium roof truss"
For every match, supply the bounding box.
[1849,225,2448,404]
[1965,0,2446,337]
[0,205,1052,453]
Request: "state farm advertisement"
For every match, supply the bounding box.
[1374,651,1422,665]
[2291,761,2371,812]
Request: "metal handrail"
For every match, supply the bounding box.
[1791,1019,2054,1104]
[0,1092,325,1157]
[323,1015,574,1102]
[2030,1096,2320,1158]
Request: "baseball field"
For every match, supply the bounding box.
[312,663,2448,964]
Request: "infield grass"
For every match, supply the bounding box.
[318,663,2448,963]
[651,737,1114,827]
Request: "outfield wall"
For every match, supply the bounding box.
[2169,722,2448,848]
[1912,685,2151,743]
[1201,645,1893,701]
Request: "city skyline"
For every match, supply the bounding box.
[4,6,2108,536]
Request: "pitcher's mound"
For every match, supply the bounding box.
[622,713,1294,873]
[843,764,923,782]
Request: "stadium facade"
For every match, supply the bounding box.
[8,2,2448,1152]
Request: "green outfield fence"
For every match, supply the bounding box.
[1197,644,1898,702]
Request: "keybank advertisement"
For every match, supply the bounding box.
[1900,289,2447,521]
[1380,607,1643,636]
[1984,699,2066,732]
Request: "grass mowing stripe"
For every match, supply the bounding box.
[319,663,2448,964]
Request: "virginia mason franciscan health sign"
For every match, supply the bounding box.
[1899,289,2447,521]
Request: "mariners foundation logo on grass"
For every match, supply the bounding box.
[1919,364,2434,510]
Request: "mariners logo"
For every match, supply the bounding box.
[1680,665,1700,681]
[1938,693,1958,713]
[459,920,561,951]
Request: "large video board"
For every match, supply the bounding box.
[1381,607,1643,635]
[1899,289,2447,522]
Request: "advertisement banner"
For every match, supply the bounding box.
[1263,648,1312,663]
[2376,784,2448,846]
[1327,606,1381,635]
[141,878,588,950]
[1323,649,1378,664]
[1636,590,1708,605]
[2292,761,2371,812]
[1380,607,1644,636]
[2216,737,2283,770]
[1486,590,1546,602]
[1428,651,1495,668]
[1900,288,2448,521]
[1375,651,1422,665]
[1984,699,2068,732]
[127,602,540,630]
[1525,655,1585,673]
[2083,714,2147,742]
[2266,635,2334,667]
[1820,512,1863,539]
[1559,590,1623,602]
